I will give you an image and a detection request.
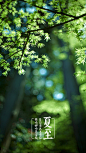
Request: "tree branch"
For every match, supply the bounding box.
[16,0,86,19]
[18,0,76,18]
[26,13,86,33]
[33,4,76,18]
[19,33,30,67]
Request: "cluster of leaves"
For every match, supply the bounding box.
[0,0,51,75]
[11,123,32,142]
[75,48,86,65]
[0,0,86,75]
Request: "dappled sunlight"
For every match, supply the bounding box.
[33,100,70,115]
[53,92,64,100]
[39,68,48,76]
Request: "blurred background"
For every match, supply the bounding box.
[0,1,86,153]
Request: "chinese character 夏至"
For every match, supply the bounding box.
[43,117,53,140]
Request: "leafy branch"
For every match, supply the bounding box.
[0,0,86,76]
[25,13,86,34]
[33,4,76,18]
[19,32,30,67]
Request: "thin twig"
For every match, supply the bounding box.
[19,32,30,67]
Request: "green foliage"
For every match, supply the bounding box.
[0,0,86,75]
[79,83,86,103]
[76,48,86,65]
[9,100,78,153]
[11,123,31,142]
[33,100,69,115]
[58,53,68,60]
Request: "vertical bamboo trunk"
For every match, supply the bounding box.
[61,46,86,152]
[0,71,25,153]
